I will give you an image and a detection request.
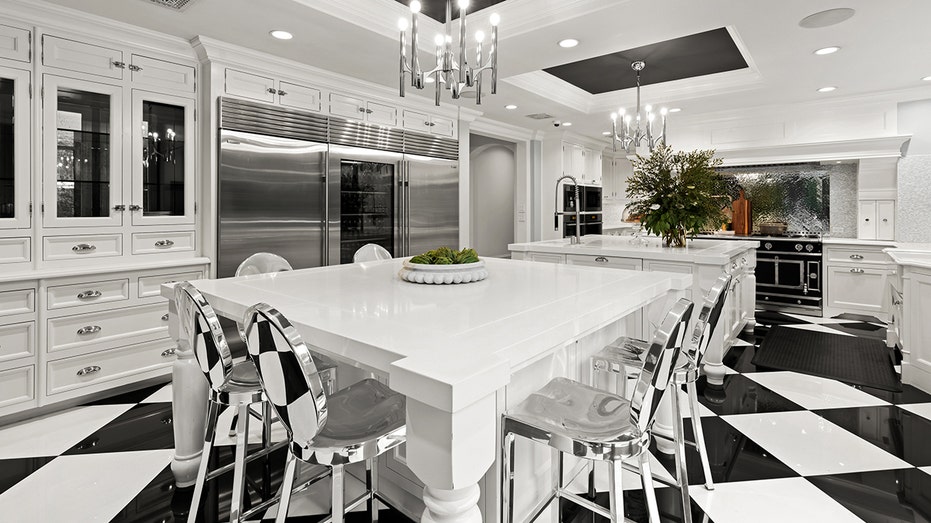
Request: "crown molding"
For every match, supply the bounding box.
[470,117,536,142]
[503,72,593,113]
[715,135,912,166]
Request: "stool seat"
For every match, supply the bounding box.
[505,377,647,460]
[291,379,406,466]
[594,339,697,382]
[210,361,265,406]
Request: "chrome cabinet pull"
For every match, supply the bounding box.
[111,60,126,69]
[77,325,102,335]
[365,108,374,114]
[161,313,170,321]
[358,107,367,113]
[883,218,889,222]
[154,240,175,248]
[77,290,102,300]
[129,204,142,211]
[277,89,287,96]
[128,64,142,72]
[849,254,864,260]
[267,87,277,94]
[76,366,101,376]
[72,244,96,253]
[594,256,608,263]
[849,268,865,274]
[161,348,177,358]
[113,204,126,211]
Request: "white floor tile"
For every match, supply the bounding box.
[780,323,855,336]
[722,411,911,476]
[899,403,931,421]
[783,313,860,325]
[744,371,890,410]
[563,451,676,492]
[263,464,368,518]
[729,339,754,347]
[140,383,173,403]
[689,477,863,523]
[0,404,133,459]
[0,449,172,521]
[675,388,715,418]
[920,466,931,477]
[212,404,289,447]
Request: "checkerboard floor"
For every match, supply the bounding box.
[2,311,930,522]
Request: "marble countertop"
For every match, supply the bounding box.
[884,248,931,270]
[163,257,691,412]
[509,235,759,264]
[0,257,211,284]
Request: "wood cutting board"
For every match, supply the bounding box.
[732,189,751,236]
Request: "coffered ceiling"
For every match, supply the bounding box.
[26,0,931,141]
[392,0,507,22]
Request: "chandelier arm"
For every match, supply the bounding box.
[490,24,498,94]
[458,1,467,85]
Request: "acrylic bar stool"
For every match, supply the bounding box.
[176,282,282,523]
[353,243,392,263]
[591,273,733,523]
[244,302,406,523]
[502,298,693,523]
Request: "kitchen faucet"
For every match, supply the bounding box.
[554,174,582,245]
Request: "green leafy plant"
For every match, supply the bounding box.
[626,144,728,247]
[409,247,480,265]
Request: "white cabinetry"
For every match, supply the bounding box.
[824,243,895,320]
[0,24,31,62]
[901,265,931,393]
[329,92,397,126]
[0,281,37,417]
[561,142,602,185]
[858,200,895,241]
[224,68,322,112]
[0,64,31,230]
[401,109,455,138]
[602,155,632,199]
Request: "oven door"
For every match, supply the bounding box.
[757,254,805,291]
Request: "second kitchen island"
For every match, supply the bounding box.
[509,235,759,385]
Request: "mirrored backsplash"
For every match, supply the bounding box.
[717,162,857,237]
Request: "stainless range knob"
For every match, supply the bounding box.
[764,242,772,249]
[806,244,814,252]
[795,244,803,251]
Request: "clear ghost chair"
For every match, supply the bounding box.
[352,243,392,263]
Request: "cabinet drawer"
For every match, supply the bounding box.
[0,321,34,363]
[130,54,196,93]
[138,271,204,299]
[0,237,30,264]
[47,303,169,354]
[0,365,34,409]
[44,234,122,261]
[826,266,891,313]
[278,81,321,112]
[567,254,642,271]
[225,69,275,102]
[644,260,693,274]
[527,252,566,264]
[131,231,195,255]
[47,279,130,310]
[47,340,173,396]
[825,247,892,265]
[42,35,123,79]
[0,288,35,317]
[0,24,30,62]
[430,115,455,138]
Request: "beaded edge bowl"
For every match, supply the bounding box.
[398,259,488,284]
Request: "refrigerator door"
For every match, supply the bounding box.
[327,145,404,265]
[217,129,327,277]
[405,155,459,256]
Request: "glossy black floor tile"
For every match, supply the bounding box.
[64,403,175,455]
[0,456,55,495]
[832,313,885,324]
[815,405,931,467]
[84,382,168,406]
[858,383,931,405]
[694,374,804,416]
[806,468,931,523]
[110,465,179,523]
[824,321,888,340]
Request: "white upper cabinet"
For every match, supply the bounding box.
[42,75,123,228]
[329,93,397,126]
[224,69,321,112]
[402,109,455,138]
[858,199,896,241]
[129,54,195,94]
[278,81,321,112]
[42,36,123,80]
[0,24,31,62]
[0,65,31,229]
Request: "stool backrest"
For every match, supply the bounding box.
[174,282,234,391]
[629,298,693,435]
[353,243,392,263]
[244,303,328,445]
[688,273,733,366]
[236,253,293,276]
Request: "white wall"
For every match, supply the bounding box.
[897,99,931,242]
[470,135,517,257]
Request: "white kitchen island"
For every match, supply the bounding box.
[509,235,759,386]
[162,257,691,522]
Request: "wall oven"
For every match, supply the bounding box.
[563,184,602,238]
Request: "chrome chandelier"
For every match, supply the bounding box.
[398,0,500,106]
[610,61,668,154]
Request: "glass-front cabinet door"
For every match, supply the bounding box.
[0,66,31,229]
[42,75,122,227]
[131,91,195,225]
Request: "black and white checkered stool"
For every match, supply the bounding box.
[244,302,406,523]
[175,282,278,523]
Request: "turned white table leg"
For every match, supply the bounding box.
[743,264,757,333]
[423,485,482,523]
[652,392,676,455]
[167,301,209,487]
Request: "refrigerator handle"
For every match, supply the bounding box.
[405,163,412,255]
[398,162,406,257]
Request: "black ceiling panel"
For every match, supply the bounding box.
[393,0,507,23]
[543,28,748,95]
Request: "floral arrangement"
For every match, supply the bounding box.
[625,144,728,247]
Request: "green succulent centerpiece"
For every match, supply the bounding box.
[625,144,728,247]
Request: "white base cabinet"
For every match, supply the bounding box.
[900,265,931,393]
[824,243,896,321]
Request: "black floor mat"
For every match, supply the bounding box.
[751,326,901,392]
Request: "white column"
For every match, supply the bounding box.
[167,299,209,487]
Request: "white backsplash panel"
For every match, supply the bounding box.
[897,155,931,243]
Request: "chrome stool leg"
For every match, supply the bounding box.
[670,385,693,523]
[367,458,380,523]
[639,452,660,523]
[229,403,251,523]
[501,433,516,523]
[275,453,298,523]
[188,401,220,523]
[332,464,345,523]
[687,381,714,490]
[608,460,624,523]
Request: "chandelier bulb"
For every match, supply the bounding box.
[398,18,408,31]
[410,0,421,13]
[618,107,625,116]
[475,30,485,42]
[645,104,653,114]
[624,114,632,124]
[648,113,655,122]
[458,0,470,8]
[434,34,445,46]
[490,13,501,26]
[610,112,618,120]
[660,107,668,116]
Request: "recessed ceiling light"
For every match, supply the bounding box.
[505,104,518,110]
[270,30,293,40]
[562,122,572,127]
[602,131,611,136]
[923,76,931,82]
[799,8,855,29]
[668,108,682,113]
[817,86,836,93]
[425,76,435,84]
[814,46,841,55]
[558,39,579,48]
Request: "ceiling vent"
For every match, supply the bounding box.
[525,113,555,120]
[143,0,199,11]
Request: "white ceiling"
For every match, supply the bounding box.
[35,0,931,140]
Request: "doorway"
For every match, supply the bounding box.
[470,134,517,257]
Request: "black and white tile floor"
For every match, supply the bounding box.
[2,311,931,522]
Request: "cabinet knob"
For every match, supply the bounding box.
[77,290,102,300]
[865,218,870,222]
[595,256,608,263]
[77,325,102,335]
[128,64,143,72]
[154,240,175,248]
[161,313,170,321]
[849,268,865,274]
[267,87,277,94]
[366,108,374,114]
[72,244,96,254]
[883,218,888,222]
[161,348,177,358]
[277,90,287,96]
[849,254,864,260]
[358,107,367,113]
[113,204,126,212]
[76,366,102,376]
[111,60,126,69]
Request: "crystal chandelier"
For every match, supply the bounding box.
[610,61,668,155]
[398,0,500,106]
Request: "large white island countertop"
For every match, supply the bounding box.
[161,257,691,522]
[508,235,759,264]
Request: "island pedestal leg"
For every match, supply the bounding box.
[405,395,496,523]
[742,265,757,333]
[167,302,209,487]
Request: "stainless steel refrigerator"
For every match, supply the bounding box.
[217,97,459,277]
